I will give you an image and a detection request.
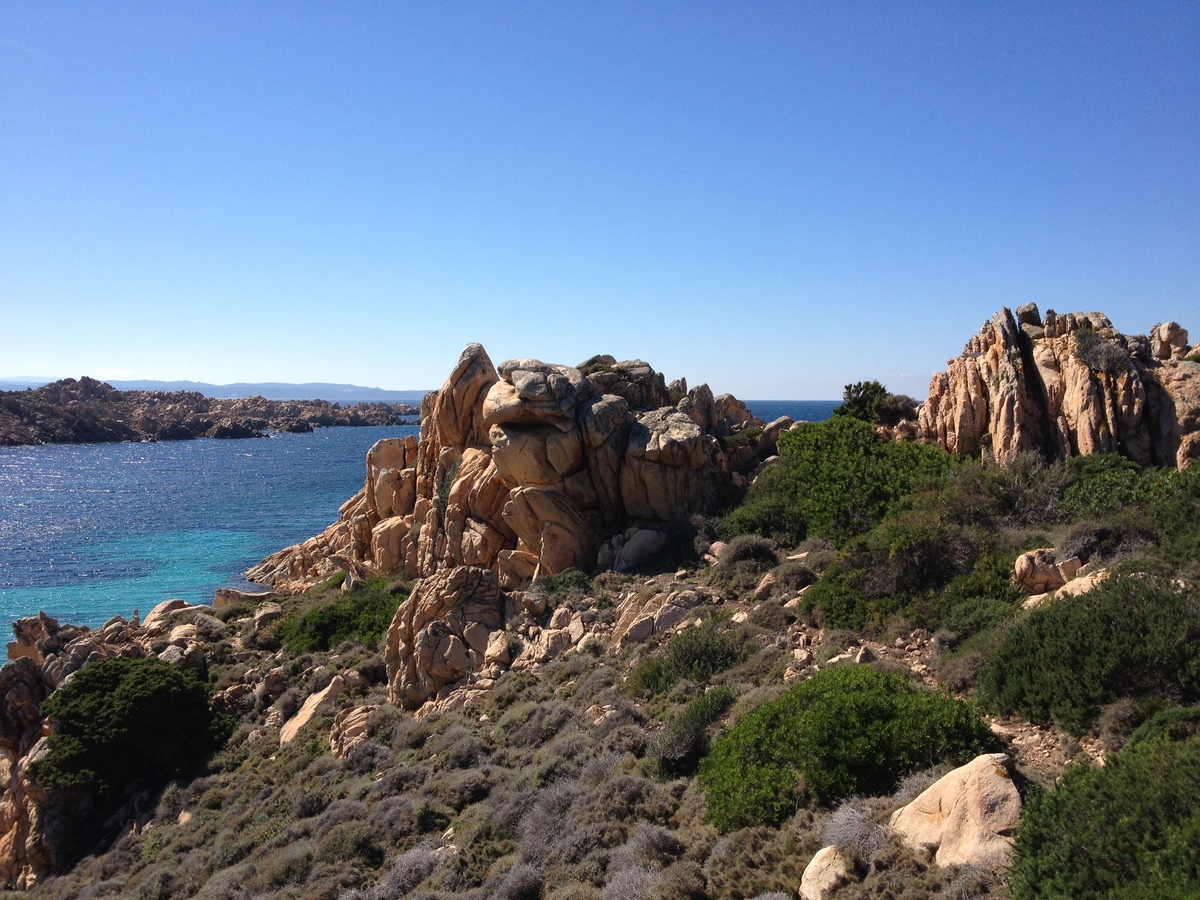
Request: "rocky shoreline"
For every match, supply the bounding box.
[0,377,419,446]
[1,308,1198,897]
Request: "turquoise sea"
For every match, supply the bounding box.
[0,402,835,630]
[0,426,419,629]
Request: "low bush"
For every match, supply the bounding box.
[977,576,1200,734]
[718,535,779,571]
[699,665,995,830]
[651,685,736,777]
[1074,323,1133,375]
[626,621,749,698]
[1010,732,1200,898]
[1058,453,1169,525]
[276,576,410,653]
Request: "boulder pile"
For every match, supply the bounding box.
[248,345,785,593]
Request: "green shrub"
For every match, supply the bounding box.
[718,534,779,571]
[833,380,888,423]
[33,657,229,796]
[277,576,409,653]
[930,550,1024,638]
[771,417,949,545]
[721,487,808,545]
[699,665,996,830]
[626,621,749,698]
[977,577,1200,734]
[651,685,736,777]
[1127,706,1200,749]
[540,567,592,596]
[1152,464,1200,567]
[1059,454,1163,521]
[1010,733,1200,898]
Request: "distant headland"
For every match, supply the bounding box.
[0,377,422,446]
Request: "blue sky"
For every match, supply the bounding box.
[1,2,1196,399]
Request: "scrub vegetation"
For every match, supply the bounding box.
[16,387,1200,900]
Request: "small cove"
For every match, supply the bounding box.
[0,402,835,629]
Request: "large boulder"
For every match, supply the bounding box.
[799,846,850,900]
[889,753,1022,870]
[385,567,507,709]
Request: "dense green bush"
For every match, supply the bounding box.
[699,665,995,830]
[805,511,975,630]
[725,416,949,547]
[1152,464,1200,567]
[721,484,809,545]
[1010,732,1200,898]
[834,380,889,422]
[33,657,228,796]
[277,576,410,653]
[978,577,1200,734]
[1126,705,1200,749]
[626,621,749,698]
[1059,454,1163,521]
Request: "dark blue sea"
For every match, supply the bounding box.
[0,426,419,629]
[745,400,839,424]
[0,403,834,631]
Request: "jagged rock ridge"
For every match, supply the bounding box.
[918,306,1200,468]
[248,345,788,592]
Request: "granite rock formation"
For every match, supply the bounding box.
[248,345,782,593]
[889,753,1023,870]
[918,306,1200,468]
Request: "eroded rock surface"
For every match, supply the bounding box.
[919,306,1199,468]
[889,753,1022,870]
[248,345,778,592]
[384,566,507,710]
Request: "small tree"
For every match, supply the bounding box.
[833,380,888,423]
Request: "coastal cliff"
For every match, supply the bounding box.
[918,306,1200,468]
[247,344,789,593]
[0,377,417,446]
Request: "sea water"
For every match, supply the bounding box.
[0,426,418,628]
[0,402,836,630]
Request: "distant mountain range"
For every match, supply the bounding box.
[0,378,432,404]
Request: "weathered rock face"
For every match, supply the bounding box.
[384,566,508,710]
[248,345,777,592]
[889,753,1022,870]
[919,306,1200,468]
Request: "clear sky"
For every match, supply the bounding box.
[1,2,1196,400]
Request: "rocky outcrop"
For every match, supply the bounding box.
[248,345,779,592]
[1012,548,1081,595]
[280,677,344,744]
[384,566,508,710]
[889,753,1022,870]
[919,306,1200,468]
[0,377,417,446]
